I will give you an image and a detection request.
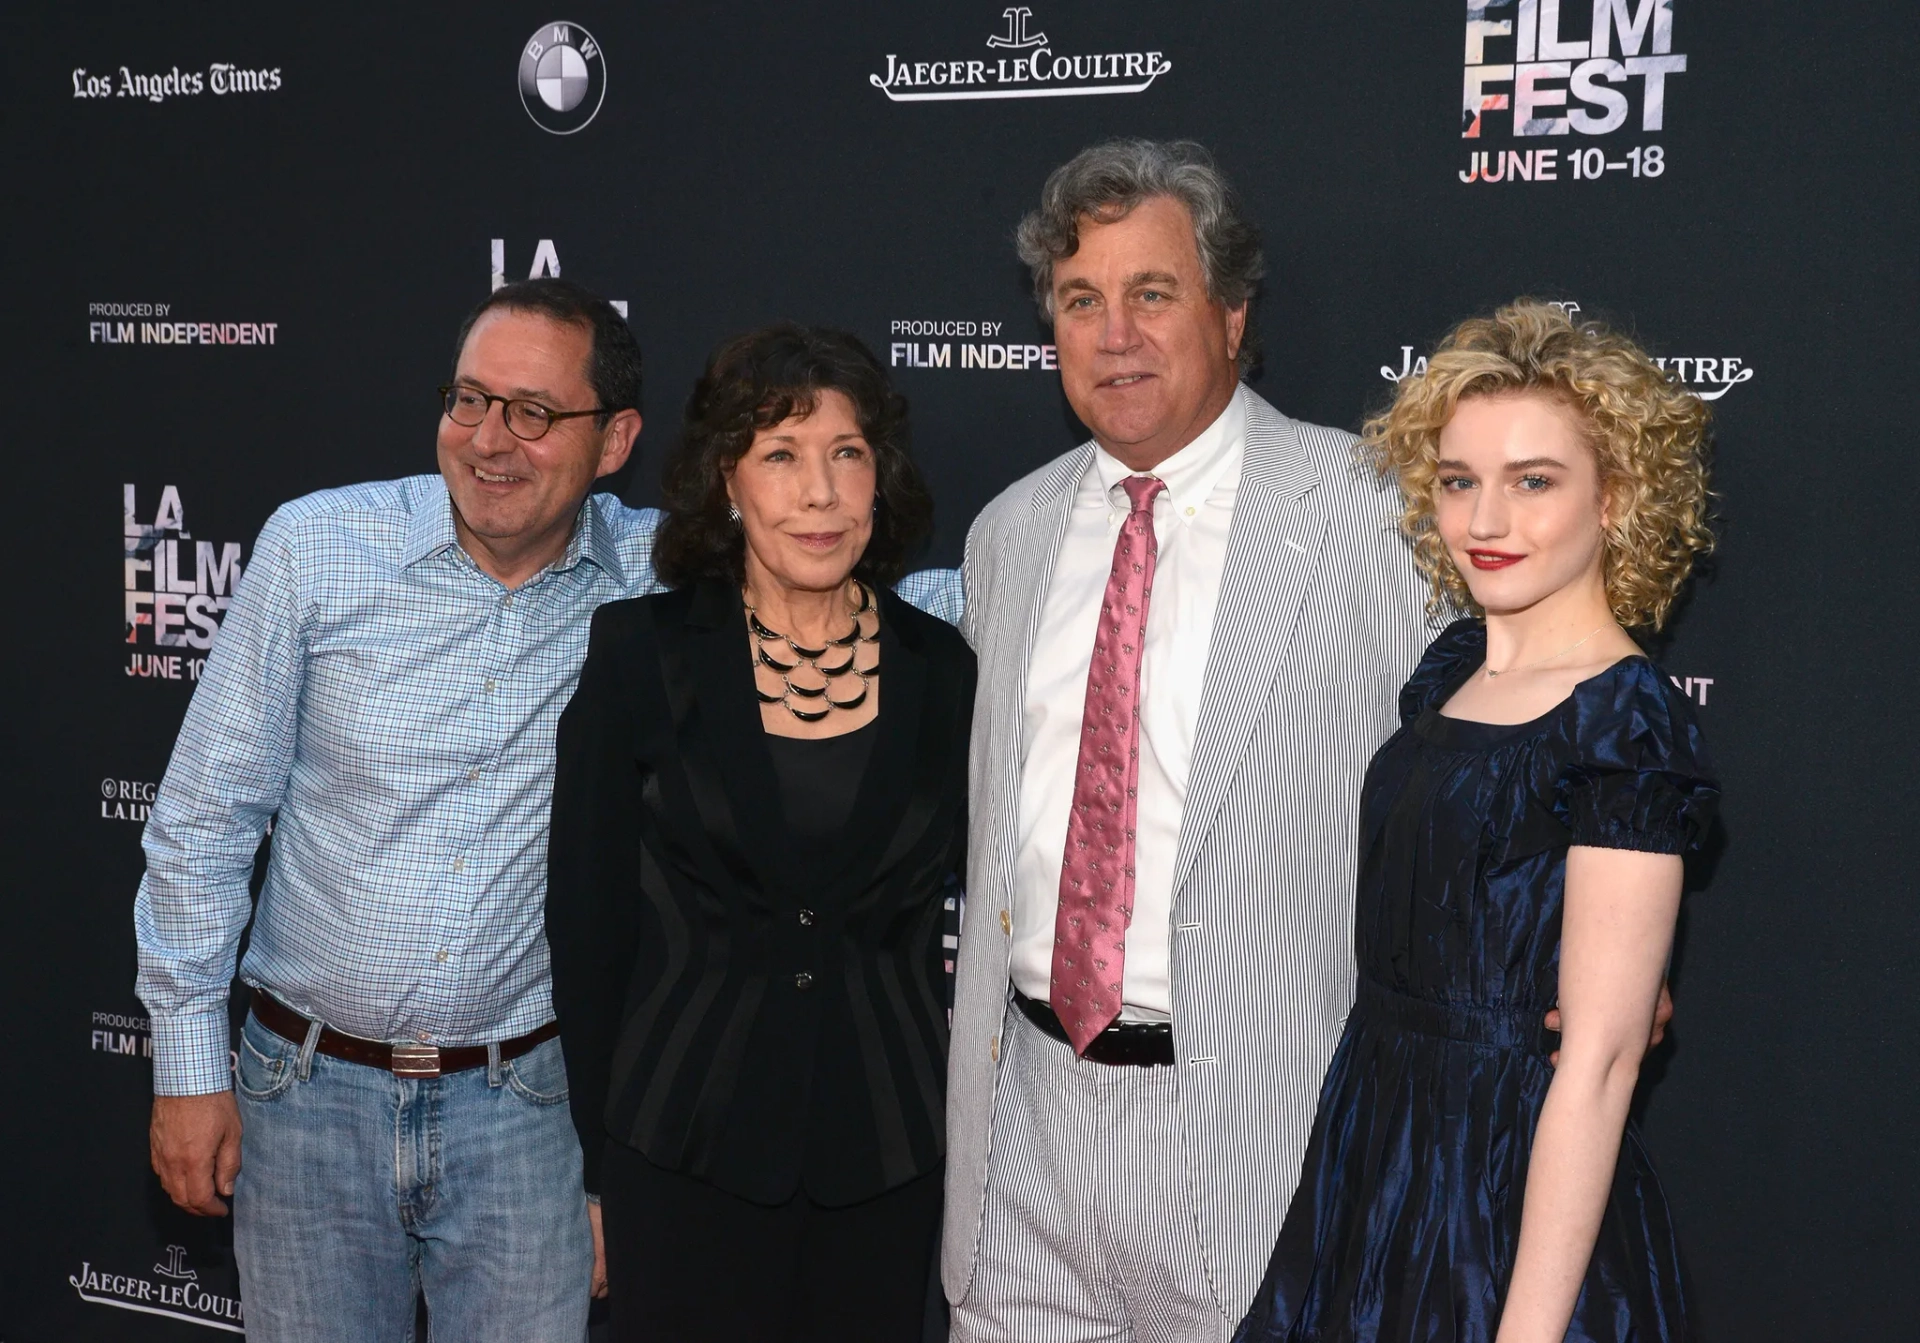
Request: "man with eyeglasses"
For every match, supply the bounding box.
[135,278,648,1341]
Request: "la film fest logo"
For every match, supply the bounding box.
[889,319,1058,373]
[871,6,1171,102]
[1459,0,1687,185]
[90,301,279,348]
[489,238,628,317]
[71,1244,244,1332]
[124,484,247,682]
[1380,302,1753,402]
[519,22,606,135]
[72,63,282,103]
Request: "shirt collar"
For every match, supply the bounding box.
[400,478,462,569]
[400,477,625,586]
[1088,383,1246,520]
[569,493,627,585]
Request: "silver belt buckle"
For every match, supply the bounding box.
[389,1043,442,1078]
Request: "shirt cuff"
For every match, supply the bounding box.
[151,1011,236,1095]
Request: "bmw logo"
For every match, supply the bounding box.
[518,21,606,135]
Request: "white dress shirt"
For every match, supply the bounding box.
[1011,387,1248,1021]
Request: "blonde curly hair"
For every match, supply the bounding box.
[1365,299,1714,631]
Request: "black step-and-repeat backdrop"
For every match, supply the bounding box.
[5,3,1915,1338]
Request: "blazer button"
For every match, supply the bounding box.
[999,909,1011,936]
[798,908,816,926]
[990,1034,1000,1063]
[794,972,815,990]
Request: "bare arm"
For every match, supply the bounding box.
[1495,846,1683,1343]
[1544,981,1672,1062]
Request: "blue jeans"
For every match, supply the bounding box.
[232,1009,592,1342]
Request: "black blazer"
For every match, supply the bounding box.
[547,579,974,1207]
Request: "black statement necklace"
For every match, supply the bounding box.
[746,581,880,723]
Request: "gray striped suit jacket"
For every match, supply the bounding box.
[943,387,1438,1315]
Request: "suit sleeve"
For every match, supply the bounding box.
[546,603,647,1195]
[957,508,991,651]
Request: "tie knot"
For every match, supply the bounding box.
[1121,475,1165,515]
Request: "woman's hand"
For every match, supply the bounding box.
[589,1199,608,1298]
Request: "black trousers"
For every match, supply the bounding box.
[600,1139,943,1343]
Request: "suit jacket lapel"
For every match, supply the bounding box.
[979,447,1089,910]
[1170,399,1328,899]
[828,595,928,894]
[656,580,791,897]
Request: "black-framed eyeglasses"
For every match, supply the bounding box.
[438,384,608,442]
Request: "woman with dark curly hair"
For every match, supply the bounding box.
[1236,300,1719,1343]
[545,324,973,1340]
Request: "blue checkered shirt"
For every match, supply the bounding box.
[135,473,965,1094]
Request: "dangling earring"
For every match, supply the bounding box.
[727,504,742,524]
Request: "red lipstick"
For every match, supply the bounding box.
[1466,549,1524,570]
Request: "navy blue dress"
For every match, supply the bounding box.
[1235,620,1717,1343]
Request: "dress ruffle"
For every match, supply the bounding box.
[1396,618,1485,727]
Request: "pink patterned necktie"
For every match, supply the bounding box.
[1050,473,1166,1055]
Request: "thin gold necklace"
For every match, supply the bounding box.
[1484,623,1610,679]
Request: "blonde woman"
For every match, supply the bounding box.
[1236,300,1718,1343]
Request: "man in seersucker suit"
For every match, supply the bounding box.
[942,138,1436,1341]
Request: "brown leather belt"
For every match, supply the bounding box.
[250,988,559,1079]
[1014,989,1175,1067]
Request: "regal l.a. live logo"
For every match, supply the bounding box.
[1459,0,1687,184]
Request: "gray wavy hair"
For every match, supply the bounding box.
[1015,138,1265,375]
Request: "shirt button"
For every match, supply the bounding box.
[451,857,466,873]
[467,766,481,782]
[990,1034,1000,1063]
[502,593,515,608]
[794,972,815,990]
[798,909,816,926]
[1185,506,1196,517]
[484,677,497,694]
[435,950,449,963]
[999,909,1011,936]
[415,1031,432,1044]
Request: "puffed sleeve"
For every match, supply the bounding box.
[1554,659,1719,854]
[1397,618,1487,725]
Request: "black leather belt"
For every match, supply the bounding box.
[1013,990,1175,1067]
[251,988,558,1079]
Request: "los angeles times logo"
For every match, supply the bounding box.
[518,21,606,135]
